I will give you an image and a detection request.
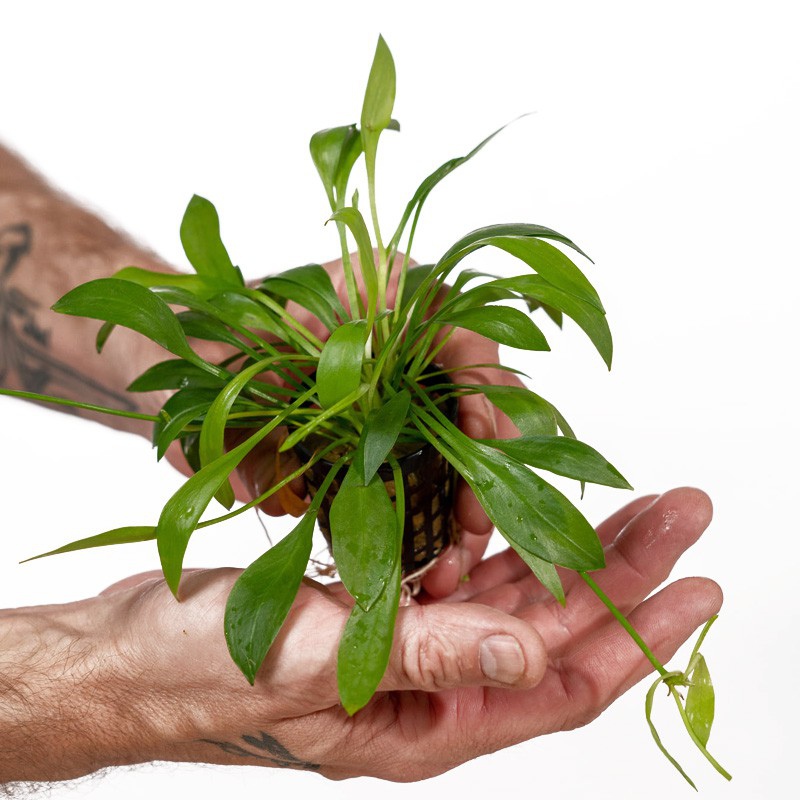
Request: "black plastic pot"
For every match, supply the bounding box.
[295,391,459,575]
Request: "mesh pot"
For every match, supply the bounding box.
[295,392,459,576]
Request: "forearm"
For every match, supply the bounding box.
[0,600,152,783]
[0,145,175,433]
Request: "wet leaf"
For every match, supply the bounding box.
[436,305,550,351]
[316,320,367,408]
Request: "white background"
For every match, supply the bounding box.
[1,0,798,797]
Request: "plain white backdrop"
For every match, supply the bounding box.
[1,1,797,797]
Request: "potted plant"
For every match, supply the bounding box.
[2,36,728,787]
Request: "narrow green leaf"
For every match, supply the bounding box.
[358,390,411,483]
[686,654,715,747]
[224,511,315,684]
[96,320,116,353]
[128,359,225,392]
[152,387,217,460]
[53,278,204,367]
[361,35,396,137]
[329,469,397,610]
[416,407,604,571]
[489,274,613,368]
[435,305,550,351]
[259,264,347,332]
[485,236,603,312]
[467,385,557,436]
[113,265,226,298]
[316,320,367,408]
[481,435,632,490]
[329,207,377,312]
[337,556,401,714]
[22,526,156,562]
[199,357,274,508]
[515,549,565,605]
[179,195,243,286]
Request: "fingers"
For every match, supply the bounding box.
[380,603,547,692]
[420,531,490,599]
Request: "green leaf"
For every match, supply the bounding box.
[152,387,218,460]
[128,359,225,392]
[417,409,604,571]
[361,35,396,138]
[259,264,347,332]
[481,435,632,490]
[329,469,397,610]
[199,357,274,508]
[435,305,550,351]
[489,274,612,368]
[329,207,377,313]
[113,265,226,298]
[358,390,411,484]
[316,319,367,408]
[224,510,315,684]
[646,676,697,790]
[157,390,315,595]
[485,236,603,312]
[179,195,243,286]
[21,526,156,562]
[53,278,205,368]
[337,555,401,714]
[389,120,516,251]
[467,385,557,436]
[686,654,715,747]
[514,549,565,605]
[309,124,363,208]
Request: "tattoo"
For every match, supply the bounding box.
[198,730,320,771]
[0,223,136,410]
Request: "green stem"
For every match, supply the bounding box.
[0,387,161,422]
[580,571,668,677]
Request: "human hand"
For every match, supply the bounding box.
[15,486,717,784]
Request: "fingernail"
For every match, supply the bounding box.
[480,635,525,685]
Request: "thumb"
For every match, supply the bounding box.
[380,603,547,691]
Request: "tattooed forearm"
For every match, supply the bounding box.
[0,222,137,410]
[198,731,321,770]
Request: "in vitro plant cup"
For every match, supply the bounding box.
[2,36,729,788]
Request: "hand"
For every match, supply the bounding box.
[11,487,717,783]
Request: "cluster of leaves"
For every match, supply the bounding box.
[0,35,728,785]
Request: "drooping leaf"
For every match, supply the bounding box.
[316,319,367,408]
[224,510,315,684]
[481,435,632,490]
[416,407,604,572]
[488,274,613,368]
[485,236,603,311]
[686,654,715,747]
[199,357,275,508]
[53,278,206,368]
[329,469,397,610]
[259,264,348,331]
[435,305,550,351]
[337,555,401,714]
[467,384,557,436]
[179,195,243,286]
[21,526,156,562]
[358,390,411,483]
[514,549,565,605]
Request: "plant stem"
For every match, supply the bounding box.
[0,388,161,422]
[580,571,668,677]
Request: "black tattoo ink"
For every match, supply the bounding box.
[0,223,137,410]
[198,730,320,771]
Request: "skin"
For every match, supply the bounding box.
[0,144,722,784]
